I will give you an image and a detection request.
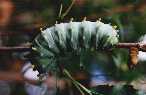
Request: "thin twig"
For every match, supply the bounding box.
[72,80,85,95]
[63,69,85,95]
[63,69,93,95]
[61,0,76,19]
[58,4,63,18]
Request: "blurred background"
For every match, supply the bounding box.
[1,0,146,95]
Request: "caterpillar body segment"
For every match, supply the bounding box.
[32,20,119,75]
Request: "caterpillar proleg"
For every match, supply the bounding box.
[31,20,119,76]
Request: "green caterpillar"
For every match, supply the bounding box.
[31,19,119,76]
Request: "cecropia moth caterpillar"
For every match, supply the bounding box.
[31,20,119,76]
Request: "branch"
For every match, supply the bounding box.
[0,43,146,52]
[116,43,146,52]
[0,46,31,52]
